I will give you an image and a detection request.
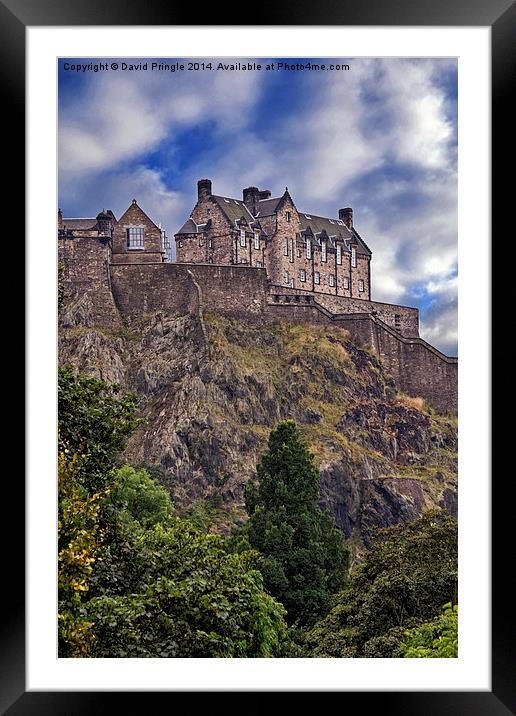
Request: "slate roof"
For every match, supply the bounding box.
[212,195,255,225]
[62,218,97,230]
[254,197,282,217]
[177,218,199,234]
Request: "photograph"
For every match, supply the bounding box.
[57,56,459,659]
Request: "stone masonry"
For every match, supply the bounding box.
[58,187,458,414]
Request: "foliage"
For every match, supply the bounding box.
[110,465,174,528]
[58,367,289,658]
[397,603,458,658]
[303,510,458,657]
[85,519,287,658]
[58,364,141,492]
[243,419,349,626]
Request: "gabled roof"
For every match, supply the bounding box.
[254,197,282,217]
[212,195,255,225]
[116,200,160,231]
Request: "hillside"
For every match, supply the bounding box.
[59,297,457,554]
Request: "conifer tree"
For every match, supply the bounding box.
[245,420,349,626]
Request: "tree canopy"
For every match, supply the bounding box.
[58,366,288,657]
[303,510,458,657]
[244,419,349,626]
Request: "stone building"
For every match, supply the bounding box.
[58,184,457,414]
[175,180,371,300]
[58,200,173,262]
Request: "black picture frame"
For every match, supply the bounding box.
[8,0,512,712]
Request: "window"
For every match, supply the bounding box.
[351,246,357,268]
[240,230,246,247]
[314,271,320,285]
[306,239,312,259]
[343,276,350,289]
[300,269,306,282]
[178,241,183,248]
[358,279,364,292]
[329,274,335,287]
[321,241,327,262]
[284,239,289,256]
[289,238,294,262]
[395,314,401,330]
[286,211,291,222]
[208,238,212,248]
[256,261,263,268]
[336,244,342,265]
[290,278,294,288]
[254,232,260,249]
[284,270,289,284]
[127,227,144,249]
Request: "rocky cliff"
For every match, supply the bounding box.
[59,293,457,555]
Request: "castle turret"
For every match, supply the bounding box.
[339,207,353,229]
[96,209,114,239]
[197,179,212,202]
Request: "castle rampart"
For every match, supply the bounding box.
[58,191,457,415]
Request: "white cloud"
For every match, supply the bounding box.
[59,58,457,353]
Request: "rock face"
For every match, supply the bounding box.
[59,297,458,554]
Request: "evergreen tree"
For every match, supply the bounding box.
[244,420,349,626]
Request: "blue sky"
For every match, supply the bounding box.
[58,58,458,355]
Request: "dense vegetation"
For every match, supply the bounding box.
[303,510,458,657]
[58,367,287,657]
[58,366,458,658]
[243,420,349,626]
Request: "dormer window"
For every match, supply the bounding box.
[286,211,291,222]
[351,246,357,268]
[240,230,246,247]
[306,239,311,259]
[254,232,260,249]
[127,227,144,249]
[321,241,327,262]
[336,244,342,265]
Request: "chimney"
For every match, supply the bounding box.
[258,189,271,200]
[339,207,353,229]
[243,186,260,215]
[197,178,212,202]
[58,208,63,229]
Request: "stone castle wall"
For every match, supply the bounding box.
[59,237,457,414]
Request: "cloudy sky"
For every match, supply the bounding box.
[58,58,457,355]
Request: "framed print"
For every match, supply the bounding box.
[7,0,513,711]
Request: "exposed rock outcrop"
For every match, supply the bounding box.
[59,300,458,554]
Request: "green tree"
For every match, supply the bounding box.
[110,465,174,528]
[86,519,288,658]
[58,367,289,657]
[58,364,141,492]
[304,510,458,657]
[244,419,349,626]
[397,603,458,658]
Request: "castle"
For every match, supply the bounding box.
[58,179,457,414]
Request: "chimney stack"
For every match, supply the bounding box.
[197,178,212,202]
[58,208,63,229]
[339,207,353,229]
[243,186,260,215]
